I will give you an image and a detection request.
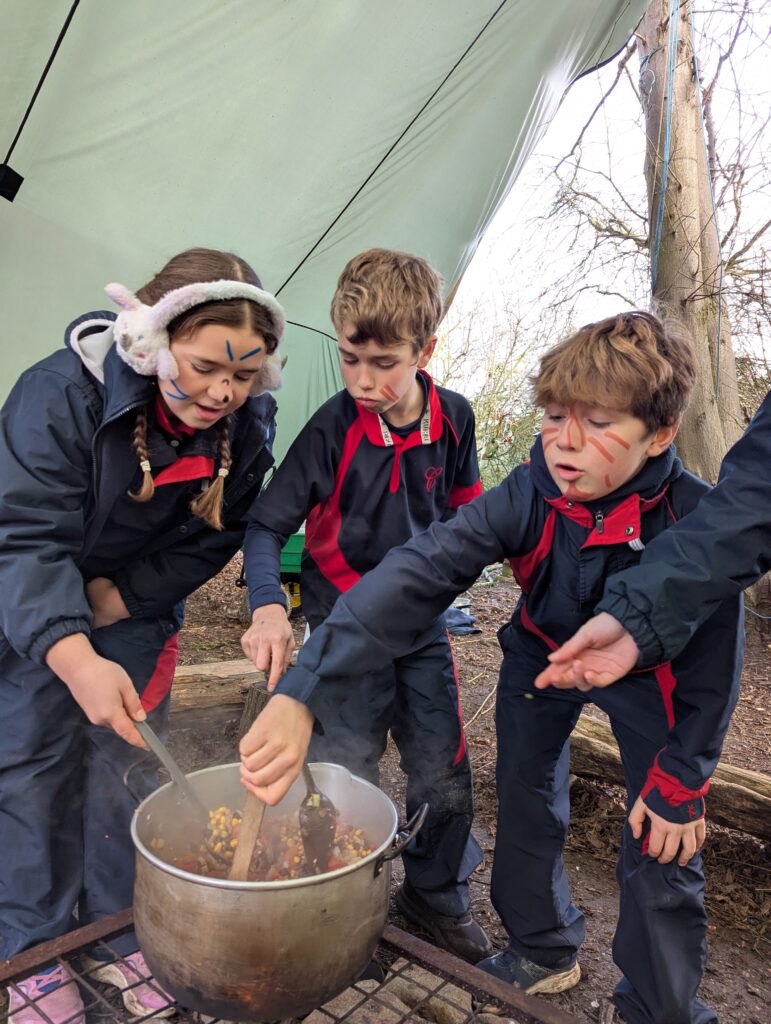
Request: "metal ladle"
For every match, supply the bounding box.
[134,718,209,827]
[298,764,337,873]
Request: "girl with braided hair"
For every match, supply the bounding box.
[0,248,284,1023]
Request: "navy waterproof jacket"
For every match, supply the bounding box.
[245,371,481,627]
[599,391,770,664]
[277,437,743,824]
[0,311,276,665]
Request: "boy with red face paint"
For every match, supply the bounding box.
[240,248,491,964]
[240,311,742,1024]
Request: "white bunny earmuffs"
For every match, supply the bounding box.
[105,279,287,393]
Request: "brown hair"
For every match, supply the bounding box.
[330,248,443,354]
[129,247,274,530]
[531,310,697,433]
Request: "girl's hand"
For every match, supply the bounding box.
[86,577,131,629]
[241,603,295,692]
[628,795,706,867]
[45,634,146,747]
[238,695,314,805]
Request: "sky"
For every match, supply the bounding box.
[440,2,770,392]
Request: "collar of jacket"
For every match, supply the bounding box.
[356,369,441,448]
[528,434,682,548]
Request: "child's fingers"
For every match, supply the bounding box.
[627,796,646,839]
[657,829,683,864]
[677,829,698,866]
[112,710,146,748]
[695,819,706,847]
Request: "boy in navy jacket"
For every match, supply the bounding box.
[240,248,491,962]
[240,311,742,1024]
[540,390,770,685]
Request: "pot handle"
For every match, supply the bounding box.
[373,803,429,877]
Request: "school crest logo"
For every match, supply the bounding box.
[425,466,443,492]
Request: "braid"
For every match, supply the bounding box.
[190,416,233,530]
[129,406,155,502]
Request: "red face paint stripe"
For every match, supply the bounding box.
[604,474,612,489]
[587,436,616,463]
[603,430,631,449]
[380,384,398,402]
[566,412,586,448]
[140,635,180,713]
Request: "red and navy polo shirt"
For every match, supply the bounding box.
[247,371,482,626]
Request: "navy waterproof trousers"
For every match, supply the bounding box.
[0,617,178,959]
[308,624,482,917]
[493,666,717,1024]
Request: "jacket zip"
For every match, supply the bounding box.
[594,509,605,534]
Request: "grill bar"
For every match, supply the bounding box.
[1,911,582,1024]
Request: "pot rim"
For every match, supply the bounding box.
[131,761,399,890]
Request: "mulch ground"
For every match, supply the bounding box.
[179,555,771,1024]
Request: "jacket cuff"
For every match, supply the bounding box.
[28,617,92,666]
[274,663,319,705]
[596,592,665,667]
[113,571,145,618]
[249,585,289,613]
[640,757,710,824]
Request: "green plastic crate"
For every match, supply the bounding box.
[279,532,304,577]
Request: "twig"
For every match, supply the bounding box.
[465,684,498,728]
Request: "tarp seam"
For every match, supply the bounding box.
[274,0,511,296]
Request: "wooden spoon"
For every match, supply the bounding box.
[228,791,266,881]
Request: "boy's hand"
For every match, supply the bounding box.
[629,795,706,867]
[238,694,314,805]
[46,634,146,747]
[86,577,131,629]
[241,603,295,692]
[535,613,640,690]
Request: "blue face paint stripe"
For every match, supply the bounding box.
[239,346,263,360]
[165,380,190,399]
[226,339,234,362]
[164,389,187,401]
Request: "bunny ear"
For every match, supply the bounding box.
[105,283,142,311]
[251,351,284,394]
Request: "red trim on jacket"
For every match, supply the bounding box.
[545,488,669,549]
[304,420,365,592]
[154,455,215,487]
[641,752,711,806]
[446,630,468,766]
[654,664,677,729]
[448,479,483,509]
[519,602,559,652]
[140,634,179,713]
[508,509,557,594]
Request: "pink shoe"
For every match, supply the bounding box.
[84,952,175,1018]
[8,964,85,1024]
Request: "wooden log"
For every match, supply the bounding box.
[170,658,266,711]
[170,660,771,840]
[571,713,771,841]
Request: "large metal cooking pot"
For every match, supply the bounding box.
[131,762,425,1022]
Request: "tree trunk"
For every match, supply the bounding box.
[639,1,744,481]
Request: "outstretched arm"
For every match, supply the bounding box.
[539,391,770,688]
[534,612,639,689]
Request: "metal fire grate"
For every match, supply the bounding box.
[0,911,581,1024]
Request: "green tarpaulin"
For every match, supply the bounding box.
[2,1,646,460]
